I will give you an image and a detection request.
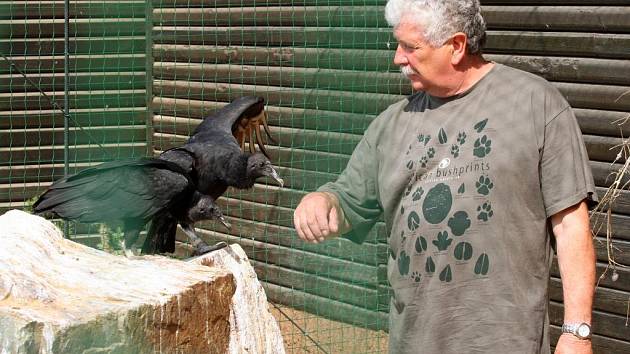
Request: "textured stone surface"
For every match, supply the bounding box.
[0,210,241,353]
[191,245,286,354]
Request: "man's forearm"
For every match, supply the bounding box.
[551,201,596,324]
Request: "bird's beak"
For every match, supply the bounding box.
[219,216,232,230]
[265,165,284,187]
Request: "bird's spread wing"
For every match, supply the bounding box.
[191,96,275,158]
[33,158,192,223]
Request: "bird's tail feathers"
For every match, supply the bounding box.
[33,187,94,220]
[143,215,178,254]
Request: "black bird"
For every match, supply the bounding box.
[145,97,284,255]
[159,96,284,200]
[32,158,231,257]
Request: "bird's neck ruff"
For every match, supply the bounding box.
[234,154,257,189]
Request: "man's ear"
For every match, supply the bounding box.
[449,32,468,65]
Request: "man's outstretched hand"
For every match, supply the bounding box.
[294,192,350,243]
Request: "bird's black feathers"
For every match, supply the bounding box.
[159,96,283,200]
[33,96,282,257]
[33,158,192,223]
[33,158,226,254]
[146,96,283,255]
[192,96,265,138]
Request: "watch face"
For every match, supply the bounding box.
[577,324,591,338]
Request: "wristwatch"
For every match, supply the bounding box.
[561,322,592,340]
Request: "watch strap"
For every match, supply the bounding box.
[562,322,592,339]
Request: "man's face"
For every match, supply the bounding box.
[393,20,454,95]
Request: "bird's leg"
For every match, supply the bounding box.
[123,221,143,257]
[122,229,141,258]
[180,223,228,256]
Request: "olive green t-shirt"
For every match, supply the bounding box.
[320,64,596,354]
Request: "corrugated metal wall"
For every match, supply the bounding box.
[152,1,630,352]
[0,0,148,226]
[482,3,630,352]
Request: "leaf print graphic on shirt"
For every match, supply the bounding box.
[415,235,428,253]
[425,256,436,273]
[457,183,465,194]
[474,118,488,133]
[422,183,453,224]
[438,128,448,144]
[474,253,490,275]
[404,184,413,197]
[439,265,453,282]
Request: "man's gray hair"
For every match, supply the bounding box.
[385,0,486,54]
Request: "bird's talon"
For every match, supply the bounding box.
[194,241,228,256]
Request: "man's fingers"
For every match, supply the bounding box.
[307,210,327,242]
[295,205,324,243]
[294,213,307,240]
[298,213,318,242]
[314,207,331,237]
[328,206,339,234]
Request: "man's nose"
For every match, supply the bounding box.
[393,45,408,66]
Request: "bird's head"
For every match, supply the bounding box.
[246,153,284,187]
[188,196,231,230]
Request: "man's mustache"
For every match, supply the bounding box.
[400,65,417,77]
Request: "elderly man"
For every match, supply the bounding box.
[293,0,597,353]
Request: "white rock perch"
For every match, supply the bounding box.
[0,210,285,354]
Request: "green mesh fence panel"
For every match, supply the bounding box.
[1,1,148,246]
[151,0,395,352]
[149,1,630,352]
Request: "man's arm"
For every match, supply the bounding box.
[550,200,595,354]
[294,191,352,243]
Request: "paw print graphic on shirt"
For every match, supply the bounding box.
[473,135,492,158]
[477,202,494,221]
[450,144,460,158]
[475,175,494,195]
